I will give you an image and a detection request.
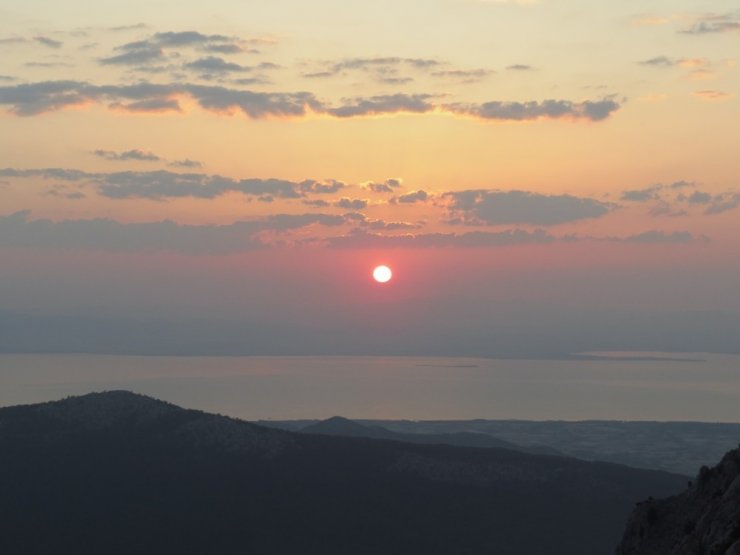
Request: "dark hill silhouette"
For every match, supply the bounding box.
[302,415,563,455]
[0,391,686,555]
[617,446,740,554]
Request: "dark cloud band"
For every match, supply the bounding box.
[0,80,621,123]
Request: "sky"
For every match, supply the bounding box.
[0,0,739,357]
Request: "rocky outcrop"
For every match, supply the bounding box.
[617,446,740,555]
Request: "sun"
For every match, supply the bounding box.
[372,265,392,283]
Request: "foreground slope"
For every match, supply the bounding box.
[0,391,685,555]
[617,446,740,554]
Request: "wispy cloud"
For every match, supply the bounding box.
[303,57,491,85]
[638,56,676,67]
[506,64,534,71]
[1,35,64,48]
[327,228,556,249]
[693,90,732,101]
[682,13,740,34]
[168,159,203,169]
[326,227,700,249]
[706,192,740,215]
[620,181,740,217]
[430,69,493,83]
[34,36,63,49]
[612,230,697,244]
[93,149,161,162]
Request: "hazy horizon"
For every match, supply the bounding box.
[3,353,739,422]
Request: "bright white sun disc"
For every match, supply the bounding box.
[373,265,392,283]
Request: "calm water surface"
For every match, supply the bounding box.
[1,353,739,421]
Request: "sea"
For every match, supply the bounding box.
[1,353,739,422]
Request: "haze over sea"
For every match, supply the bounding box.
[2,353,738,422]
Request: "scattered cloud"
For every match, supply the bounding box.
[93,149,161,162]
[340,212,420,231]
[620,181,696,203]
[506,64,534,71]
[393,190,429,204]
[682,13,740,35]
[688,191,712,204]
[1,35,66,49]
[334,197,368,210]
[303,71,336,79]
[693,90,732,101]
[299,180,346,194]
[326,226,702,249]
[621,184,664,202]
[108,24,150,32]
[445,190,614,226]
[101,31,258,68]
[0,37,27,45]
[326,94,435,118]
[302,199,330,207]
[361,219,419,231]
[363,178,403,193]
[100,45,165,66]
[34,36,63,49]
[24,62,74,68]
[619,181,740,217]
[706,192,740,215]
[328,57,441,74]
[445,97,621,122]
[303,57,493,85]
[430,69,493,83]
[42,184,86,200]
[637,57,719,81]
[638,56,675,67]
[184,56,252,75]
[613,230,697,244]
[648,202,687,218]
[168,159,203,169]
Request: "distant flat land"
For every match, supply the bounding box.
[263,419,740,476]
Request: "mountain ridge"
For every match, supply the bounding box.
[0,391,687,555]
